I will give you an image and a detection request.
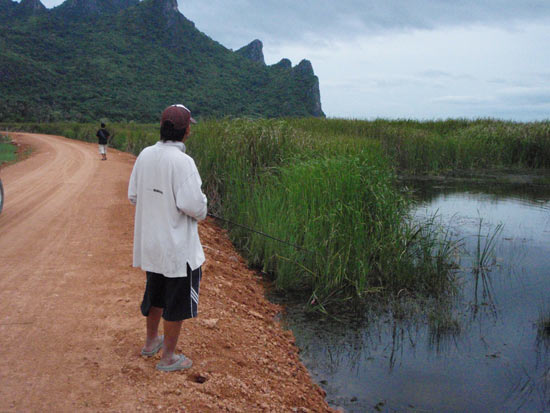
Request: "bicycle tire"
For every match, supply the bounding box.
[0,178,4,214]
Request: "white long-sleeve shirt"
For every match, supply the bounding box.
[128,141,207,277]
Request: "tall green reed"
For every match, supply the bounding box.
[474,219,503,273]
[290,118,550,173]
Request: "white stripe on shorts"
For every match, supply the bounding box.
[191,288,199,304]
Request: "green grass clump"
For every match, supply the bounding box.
[0,135,17,165]
[428,307,461,336]
[240,155,455,309]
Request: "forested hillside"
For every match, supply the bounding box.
[0,0,324,121]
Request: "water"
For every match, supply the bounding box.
[282,183,550,412]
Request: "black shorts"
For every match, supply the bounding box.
[141,265,202,322]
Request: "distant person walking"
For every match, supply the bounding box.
[128,104,206,372]
[96,123,111,161]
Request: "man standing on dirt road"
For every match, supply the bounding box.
[96,123,111,161]
[128,104,207,372]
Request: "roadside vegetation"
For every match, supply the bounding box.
[3,117,549,311]
[0,134,17,166]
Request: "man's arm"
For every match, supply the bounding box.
[128,160,138,205]
[175,167,207,221]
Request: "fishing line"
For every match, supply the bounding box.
[207,212,313,254]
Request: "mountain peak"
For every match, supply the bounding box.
[293,59,314,76]
[236,39,265,65]
[161,0,178,14]
[140,0,190,27]
[53,0,138,19]
[272,58,292,70]
[16,0,46,16]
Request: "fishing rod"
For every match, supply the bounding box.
[207,212,313,254]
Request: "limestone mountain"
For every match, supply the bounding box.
[0,0,324,121]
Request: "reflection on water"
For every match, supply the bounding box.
[282,182,550,412]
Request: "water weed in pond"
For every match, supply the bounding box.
[537,309,550,341]
[473,218,503,273]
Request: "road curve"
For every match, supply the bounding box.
[0,133,141,411]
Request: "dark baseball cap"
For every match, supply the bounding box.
[160,104,197,130]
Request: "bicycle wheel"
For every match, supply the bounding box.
[0,178,4,214]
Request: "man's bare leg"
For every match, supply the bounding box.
[158,319,191,367]
[142,306,163,353]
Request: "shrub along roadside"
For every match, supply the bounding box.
[0,134,17,166]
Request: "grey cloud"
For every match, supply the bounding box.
[419,70,456,78]
[372,76,432,89]
[430,88,550,121]
[487,78,512,85]
[417,70,476,81]
[498,87,550,106]
[431,95,496,105]
[181,0,550,48]
[487,78,541,88]
[534,72,550,81]
[331,74,443,90]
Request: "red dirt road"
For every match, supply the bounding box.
[0,133,332,412]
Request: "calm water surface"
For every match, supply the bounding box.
[282,183,550,412]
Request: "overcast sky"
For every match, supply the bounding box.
[39,0,550,121]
